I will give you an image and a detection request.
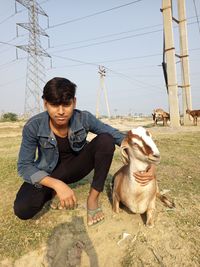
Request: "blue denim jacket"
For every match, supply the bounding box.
[17,109,125,184]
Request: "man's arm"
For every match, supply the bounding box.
[18,124,51,184]
[85,111,125,146]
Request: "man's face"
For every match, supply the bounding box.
[44,97,76,127]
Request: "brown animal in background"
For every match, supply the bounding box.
[152,108,170,126]
[186,109,200,126]
[112,127,174,227]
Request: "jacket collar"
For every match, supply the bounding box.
[69,109,84,134]
[37,109,83,138]
[37,111,51,137]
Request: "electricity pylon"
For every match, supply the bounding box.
[16,0,51,117]
[96,66,111,119]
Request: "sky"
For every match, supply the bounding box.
[0,0,200,117]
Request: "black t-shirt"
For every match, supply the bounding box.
[54,134,76,162]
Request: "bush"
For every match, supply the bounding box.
[1,112,18,122]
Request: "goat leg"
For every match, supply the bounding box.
[146,196,156,228]
[112,192,120,213]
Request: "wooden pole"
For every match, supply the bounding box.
[162,0,180,127]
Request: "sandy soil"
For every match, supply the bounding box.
[1,197,197,267]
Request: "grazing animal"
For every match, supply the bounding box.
[112,127,174,227]
[152,108,170,126]
[186,109,200,126]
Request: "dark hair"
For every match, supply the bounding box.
[42,77,77,105]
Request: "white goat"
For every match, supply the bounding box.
[112,126,174,227]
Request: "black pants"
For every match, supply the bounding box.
[14,133,115,220]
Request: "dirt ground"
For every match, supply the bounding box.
[1,118,200,267]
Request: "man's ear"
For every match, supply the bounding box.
[43,100,47,110]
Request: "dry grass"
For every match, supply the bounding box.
[0,119,200,266]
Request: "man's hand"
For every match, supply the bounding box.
[134,164,156,186]
[54,180,77,209]
[39,176,77,209]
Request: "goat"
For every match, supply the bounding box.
[112,127,174,227]
[152,108,170,126]
[186,109,200,126]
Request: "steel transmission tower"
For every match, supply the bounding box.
[16,0,50,117]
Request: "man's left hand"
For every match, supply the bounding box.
[134,164,156,186]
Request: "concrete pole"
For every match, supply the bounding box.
[96,66,111,118]
[96,86,101,119]
[162,0,180,126]
[177,0,192,125]
[102,79,111,118]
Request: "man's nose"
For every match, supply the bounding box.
[57,105,64,114]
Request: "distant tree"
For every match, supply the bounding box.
[1,112,18,122]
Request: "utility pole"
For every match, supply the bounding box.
[16,0,50,118]
[177,0,192,125]
[161,0,180,127]
[96,66,111,119]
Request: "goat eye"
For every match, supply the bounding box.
[131,141,137,146]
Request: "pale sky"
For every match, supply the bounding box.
[0,0,200,116]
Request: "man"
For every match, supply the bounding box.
[14,77,155,226]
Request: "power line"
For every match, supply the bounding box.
[0,13,16,25]
[0,41,16,47]
[193,0,200,36]
[51,54,163,91]
[50,46,200,70]
[49,20,199,54]
[0,0,49,25]
[105,66,163,91]
[0,75,26,87]
[48,15,199,50]
[47,0,142,29]
[0,57,26,71]
[51,28,162,54]
[52,54,99,67]
[49,23,162,49]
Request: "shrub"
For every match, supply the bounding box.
[1,112,18,122]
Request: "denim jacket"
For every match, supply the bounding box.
[17,109,125,184]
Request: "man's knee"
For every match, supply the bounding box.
[96,133,115,153]
[13,201,35,220]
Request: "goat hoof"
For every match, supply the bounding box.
[146,222,154,228]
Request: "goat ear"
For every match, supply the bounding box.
[120,139,129,164]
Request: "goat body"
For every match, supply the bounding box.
[112,127,174,227]
[152,108,170,126]
[186,109,200,126]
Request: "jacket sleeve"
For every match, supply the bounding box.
[17,125,50,184]
[84,111,125,146]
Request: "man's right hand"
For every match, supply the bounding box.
[39,176,77,209]
[54,180,77,209]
